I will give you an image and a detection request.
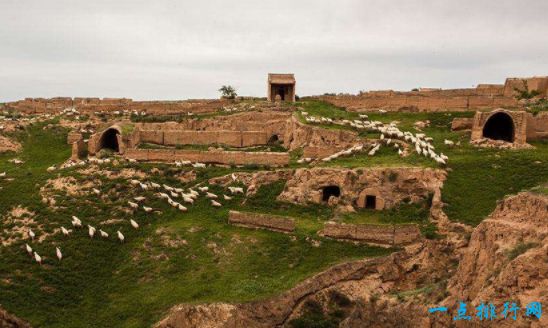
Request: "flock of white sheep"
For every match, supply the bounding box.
[301,111,454,165]
[24,169,245,265]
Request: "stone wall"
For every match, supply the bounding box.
[228,210,295,232]
[124,148,290,166]
[277,167,446,210]
[137,130,269,148]
[319,222,421,246]
[3,97,226,115]
[319,77,548,112]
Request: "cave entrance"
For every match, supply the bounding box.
[98,128,120,152]
[322,186,341,202]
[482,112,515,142]
[365,195,376,209]
[268,134,280,145]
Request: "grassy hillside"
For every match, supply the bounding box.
[0,122,389,328]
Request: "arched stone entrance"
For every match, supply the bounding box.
[356,188,384,210]
[482,112,515,142]
[98,128,121,152]
[322,185,341,202]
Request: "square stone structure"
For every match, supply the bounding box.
[267,73,296,102]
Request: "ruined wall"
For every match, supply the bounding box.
[228,210,295,232]
[278,167,445,209]
[284,116,358,156]
[137,130,269,148]
[124,148,289,166]
[4,97,227,115]
[320,77,548,112]
[526,112,548,140]
[319,222,421,246]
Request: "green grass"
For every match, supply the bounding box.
[506,242,538,260]
[0,123,389,328]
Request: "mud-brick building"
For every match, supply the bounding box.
[267,73,296,102]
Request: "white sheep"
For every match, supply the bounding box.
[134,196,146,202]
[143,206,153,213]
[61,226,70,236]
[117,231,125,243]
[170,191,179,198]
[99,229,109,238]
[178,204,187,212]
[444,139,455,146]
[183,197,194,204]
[88,225,96,238]
[198,186,209,192]
[72,216,82,228]
[34,252,42,265]
[206,192,218,199]
[211,200,222,207]
[28,229,35,240]
[128,201,139,209]
[25,243,33,255]
[92,188,101,195]
[56,247,62,261]
[130,219,139,229]
[223,194,232,200]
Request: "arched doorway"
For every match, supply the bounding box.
[268,134,280,145]
[322,185,340,202]
[98,128,120,152]
[482,112,515,142]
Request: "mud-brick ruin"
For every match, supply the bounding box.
[267,73,296,102]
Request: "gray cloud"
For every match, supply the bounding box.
[1,0,547,101]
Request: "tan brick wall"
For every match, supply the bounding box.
[319,222,421,246]
[228,210,295,232]
[124,148,289,166]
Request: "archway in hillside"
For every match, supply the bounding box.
[365,195,377,209]
[98,128,120,152]
[482,112,515,142]
[322,185,341,202]
[268,134,280,145]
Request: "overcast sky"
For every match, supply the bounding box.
[1,0,547,102]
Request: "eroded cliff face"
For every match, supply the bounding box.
[443,192,548,327]
[155,192,548,328]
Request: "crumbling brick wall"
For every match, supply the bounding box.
[124,148,290,166]
[228,210,295,232]
[319,222,421,246]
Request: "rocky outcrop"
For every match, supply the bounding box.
[443,192,548,327]
[0,307,31,328]
[156,239,456,328]
[277,167,446,210]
